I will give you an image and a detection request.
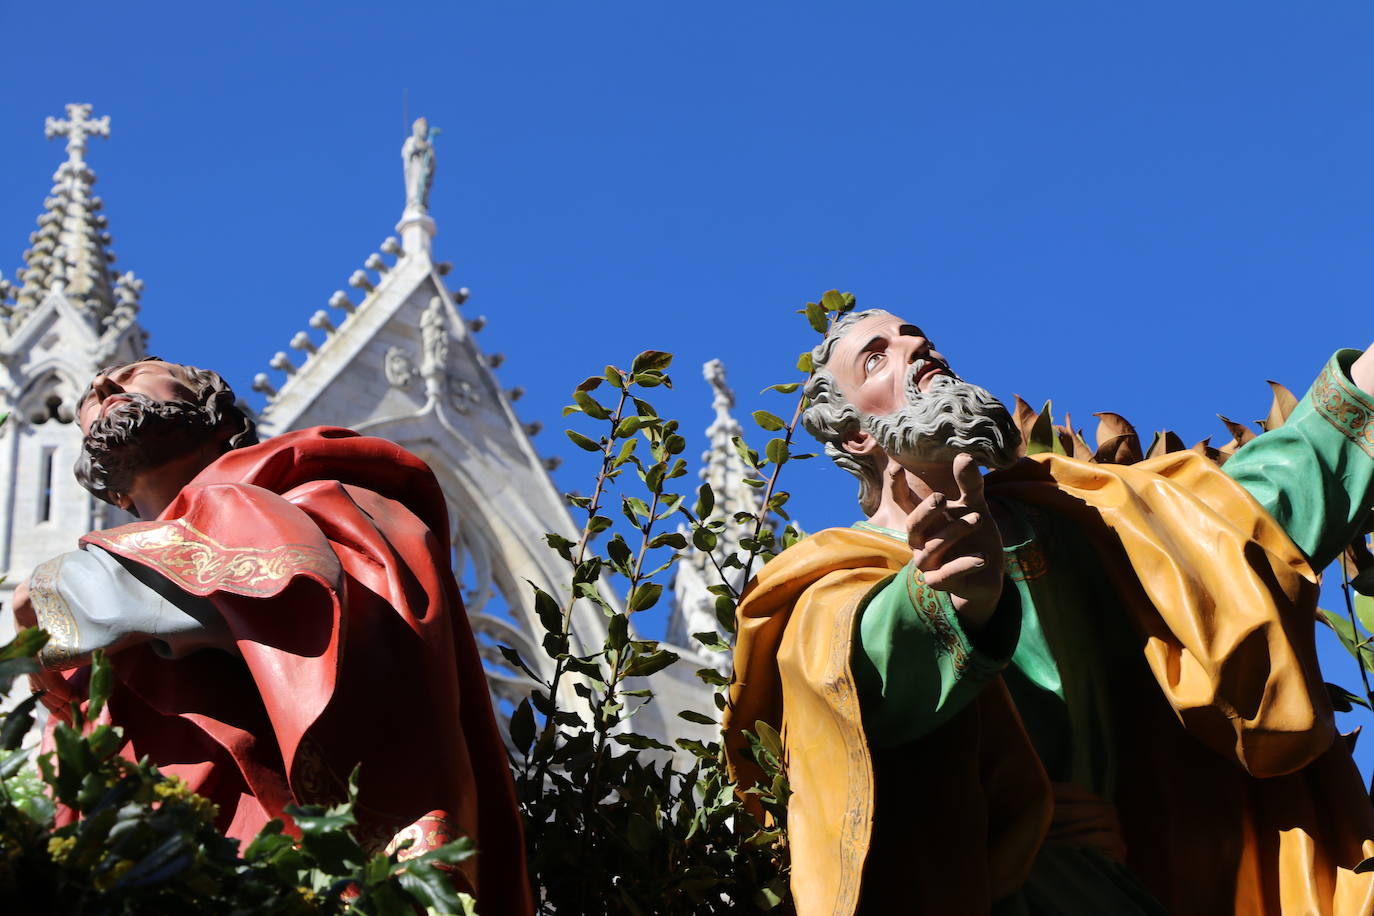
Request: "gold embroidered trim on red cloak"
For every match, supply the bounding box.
[84,520,339,598]
[384,812,459,862]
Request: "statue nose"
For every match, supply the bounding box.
[91,374,122,401]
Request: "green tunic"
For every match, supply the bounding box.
[851,350,1374,913]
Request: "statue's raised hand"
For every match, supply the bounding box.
[898,453,1005,630]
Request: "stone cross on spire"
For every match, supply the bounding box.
[44,103,110,163]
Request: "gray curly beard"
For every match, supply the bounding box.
[862,364,1021,470]
[76,394,217,503]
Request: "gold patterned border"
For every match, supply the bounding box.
[84,519,340,598]
[904,566,970,674]
[1312,357,1374,460]
[823,589,873,916]
[30,555,80,668]
[1006,543,1048,583]
[383,811,457,863]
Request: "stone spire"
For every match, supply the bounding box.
[8,104,140,333]
[697,359,763,558]
[667,359,763,669]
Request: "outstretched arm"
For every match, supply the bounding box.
[10,546,232,670]
[1223,348,1374,570]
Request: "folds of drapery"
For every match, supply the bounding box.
[727,451,1374,915]
[38,428,532,916]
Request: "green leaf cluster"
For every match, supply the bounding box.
[511,331,825,913]
[0,640,478,915]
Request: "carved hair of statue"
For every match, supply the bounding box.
[74,357,258,510]
[802,309,1022,516]
[802,309,893,516]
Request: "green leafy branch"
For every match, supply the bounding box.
[0,635,478,915]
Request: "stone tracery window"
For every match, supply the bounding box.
[452,519,542,730]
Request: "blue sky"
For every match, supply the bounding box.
[3,3,1373,771]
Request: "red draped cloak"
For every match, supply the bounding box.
[43,427,531,915]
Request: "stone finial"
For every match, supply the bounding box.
[524,421,543,436]
[365,253,388,274]
[328,290,356,314]
[252,373,277,397]
[543,456,563,471]
[269,351,296,375]
[113,271,143,308]
[309,310,336,333]
[348,270,374,293]
[290,331,317,354]
[507,385,525,402]
[402,117,436,216]
[435,261,453,276]
[381,236,403,256]
[454,286,471,304]
[398,117,438,255]
[45,103,110,163]
[704,358,735,414]
[468,315,486,333]
[487,353,505,369]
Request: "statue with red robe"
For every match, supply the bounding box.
[11,358,532,915]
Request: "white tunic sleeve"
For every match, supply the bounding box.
[27,545,235,669]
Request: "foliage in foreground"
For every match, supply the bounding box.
[504,295,860,914]
[0,636,478,915]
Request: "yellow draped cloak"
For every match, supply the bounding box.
[725,451,1374,915]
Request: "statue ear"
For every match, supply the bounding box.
[840,428,879,457]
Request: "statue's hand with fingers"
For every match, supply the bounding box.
[895,452,1005,631]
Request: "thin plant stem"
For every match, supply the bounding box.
[1340,561,1374,801]
[531,384,631,792]
[740,392,806,587]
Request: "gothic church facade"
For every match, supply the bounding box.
[0,105,741,744]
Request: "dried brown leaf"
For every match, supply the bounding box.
[1217,414,1258,453]
[1261,380,1299,432]
[1094,434,1143,465]
[1190,437,1224,465]
[1146,430,1186,458]
[1093,412,1138,450]
[1055,426,1079,459]
[1012,395,1038,453]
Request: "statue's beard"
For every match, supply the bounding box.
[78,394,217,503]
[863,364,1021,470]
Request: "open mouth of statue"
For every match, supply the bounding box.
[914,360,950,393]
[99,395,134,419]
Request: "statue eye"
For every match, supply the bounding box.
[864,353,883,375]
